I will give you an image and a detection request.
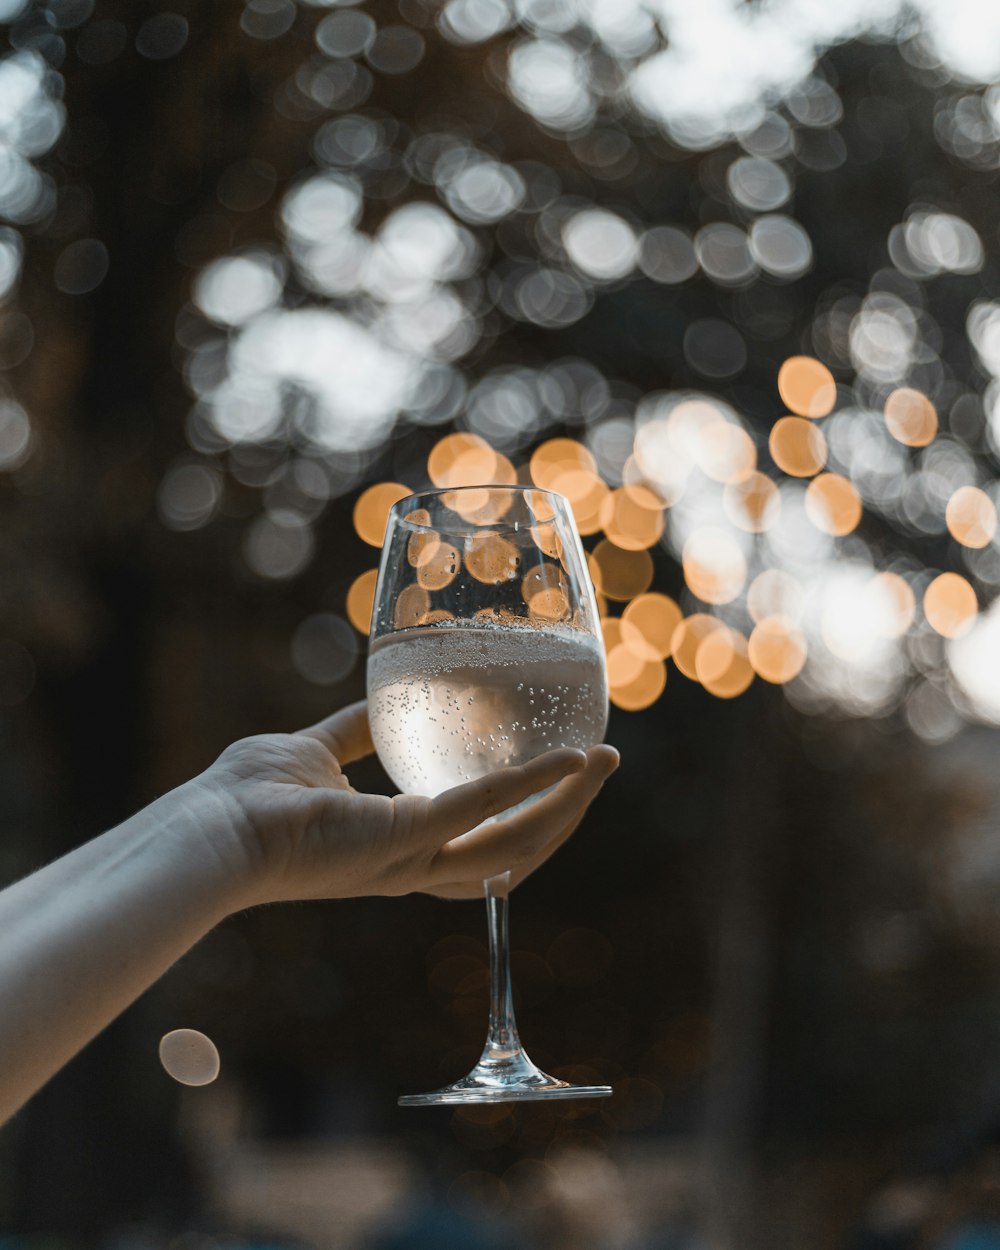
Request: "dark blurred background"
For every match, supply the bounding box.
[4,1,1000,1247]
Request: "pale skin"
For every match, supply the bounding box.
[0,700,618,1126]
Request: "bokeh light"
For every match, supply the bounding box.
[608,654,667,711]
[346,568,378,634]
[244,513,314,580]
[946,485,997,548]
[606,638,645,688]
[723,471,781,533]
[394,583,431,628]
[748,569,805,623]
[353,482,411,548]
[415,539,461,591]
[769,416,828,477]
[465,533,520,584]
[682,528,747,605]
[804,473,863,536]
[884,388,939,447]
[553,469,610,536]
[599,487,664,551]
[620,593,683,662]
[694,627,754,699]
[158,1029,220,1087]
[871,571,917,639]
[748,616,808,684]
[924,572,978,638]
[530,438,597,489]
[589,541,654,602]
[429,433,514,490]
[291,613,358,685]
[777,356,837,418]
[670,614,724,681]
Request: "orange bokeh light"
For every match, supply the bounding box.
[528,587,570,621]
[609,655,667,711]
[444,484,518,525]
[946,486,997,549]
[407,528,440,569]
[522,564,570,621]
[769,416,828,477]
[429,433,513,488]
[415,540,460,590]
[589,540,655,602]
[695,627,755,699]
[606,641,645,688]
[353,481,411,548]
[346,568,378,634]
[804,472,863,536]
[601,616,625,653]
[747,616,808,683]
[555,468,610,536]
[777,356,837,418]
[600,486,665,551]
[670,613,725,680]
[884,388,938,448]
[529,522,562,560]
[621,593,683,661]
[923,572,978,638]
[465,533,520,584]
[723,471,780,533]
[530,438,597,488]
[394,583,431,628]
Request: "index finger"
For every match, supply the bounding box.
[297,700,374,765]
[422,748,588,844]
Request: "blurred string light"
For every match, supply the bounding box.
[341,340,999,726]
[153,0,1000,734]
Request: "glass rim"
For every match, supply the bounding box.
[388,484,569,535]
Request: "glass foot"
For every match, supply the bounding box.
[398,1050,612,1105]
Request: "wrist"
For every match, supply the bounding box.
[140,780,261,919]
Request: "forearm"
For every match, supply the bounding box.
[0,786,246,1125]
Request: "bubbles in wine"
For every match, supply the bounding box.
[367,623,608,796]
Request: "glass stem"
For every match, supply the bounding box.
[483,871,523,1060]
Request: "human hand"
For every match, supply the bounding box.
[178,701,619,908]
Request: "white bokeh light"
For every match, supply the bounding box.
[562,208,638,281]
[193,253,285,327]
[950,597,1000,723]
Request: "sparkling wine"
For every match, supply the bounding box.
[367,622,608,797]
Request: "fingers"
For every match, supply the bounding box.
[297,701,374,765]
[419,748,588,846]
[427,745,618,894]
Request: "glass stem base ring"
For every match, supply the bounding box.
[398,1049,612,1105]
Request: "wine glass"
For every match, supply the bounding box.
[366,483,612,1104]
